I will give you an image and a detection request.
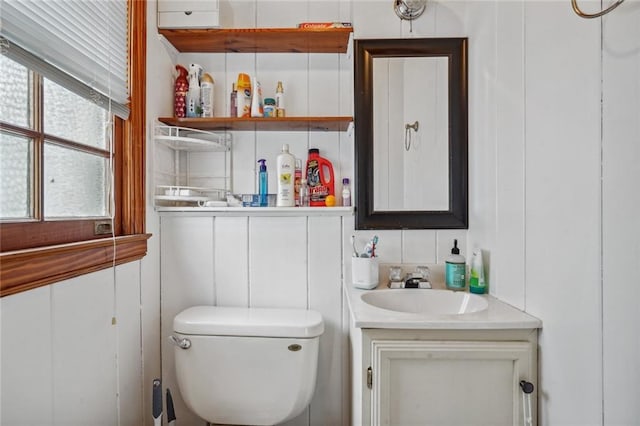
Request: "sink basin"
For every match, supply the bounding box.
[360,289,488,315]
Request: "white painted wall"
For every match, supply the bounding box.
[1,1,638,425]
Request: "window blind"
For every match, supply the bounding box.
[0,0,129,118]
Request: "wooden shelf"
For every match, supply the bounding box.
[158,27,353,53]
[158,116,353,132]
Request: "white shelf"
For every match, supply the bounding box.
[156,206,354,217]
[155,125,231,151]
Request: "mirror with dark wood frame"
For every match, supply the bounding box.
[354,37,468,229]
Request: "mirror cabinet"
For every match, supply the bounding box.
[354,38,468,229]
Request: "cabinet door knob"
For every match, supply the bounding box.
[519,380,534,394]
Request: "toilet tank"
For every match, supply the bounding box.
[172,306,324,426]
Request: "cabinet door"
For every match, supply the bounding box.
[370,340,534,426]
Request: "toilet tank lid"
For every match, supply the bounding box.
[173,306,324,338]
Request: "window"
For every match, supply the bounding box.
[1,56,112,224]
[0,0,148,297]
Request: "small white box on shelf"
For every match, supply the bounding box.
[158,0,220,29]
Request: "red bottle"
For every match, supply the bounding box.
[306,148,335,207]
[174,65,188,118]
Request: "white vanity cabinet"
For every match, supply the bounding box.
[350,327,538,426]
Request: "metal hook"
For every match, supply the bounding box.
[404,121,419,151]
[571,0,625,19]
[405,121,419,132]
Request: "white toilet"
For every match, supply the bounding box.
[170,306,324,425]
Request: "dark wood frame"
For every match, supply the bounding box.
[354,38,468,229]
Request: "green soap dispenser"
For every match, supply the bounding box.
[445,239,466,290]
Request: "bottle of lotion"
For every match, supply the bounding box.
[469,249,486,294]
[276,144,295,207]
[445,239,466,290]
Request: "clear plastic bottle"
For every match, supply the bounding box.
[275,81,285,117]
[341,177,351,207]
[294,158,302,206]
[229,83,237,117]
[299,178,310,207]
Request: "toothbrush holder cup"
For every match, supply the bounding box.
[352,256,379,290]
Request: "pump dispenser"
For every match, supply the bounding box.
[445,239,466,290]
[257,159,268,207]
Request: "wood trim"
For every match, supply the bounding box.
[122,0,146,235]
[1,220,117,252]
[0,234,151,297]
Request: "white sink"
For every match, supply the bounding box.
[360,289,488,315]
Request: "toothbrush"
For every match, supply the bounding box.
[363,235,379,257]
[351,235,359,257]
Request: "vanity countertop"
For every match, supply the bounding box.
[344,283,542,330]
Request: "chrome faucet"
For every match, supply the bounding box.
[388,266,431,289]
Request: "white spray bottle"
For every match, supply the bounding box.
[186,63,203,117]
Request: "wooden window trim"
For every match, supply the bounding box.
[0,0,148,297]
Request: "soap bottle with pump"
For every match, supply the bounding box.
[445,239,466,290]
[257,159,268,207]
[276,144,295,207]
[469,249,486,294]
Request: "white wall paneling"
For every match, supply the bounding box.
[116,262,144,426]
[160,216,215,426]
[1,265,145,425]
[523,2,603,424]
[602,3,640,424]
[1,286,53,425]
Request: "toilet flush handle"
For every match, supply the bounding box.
[169,335,191,349]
